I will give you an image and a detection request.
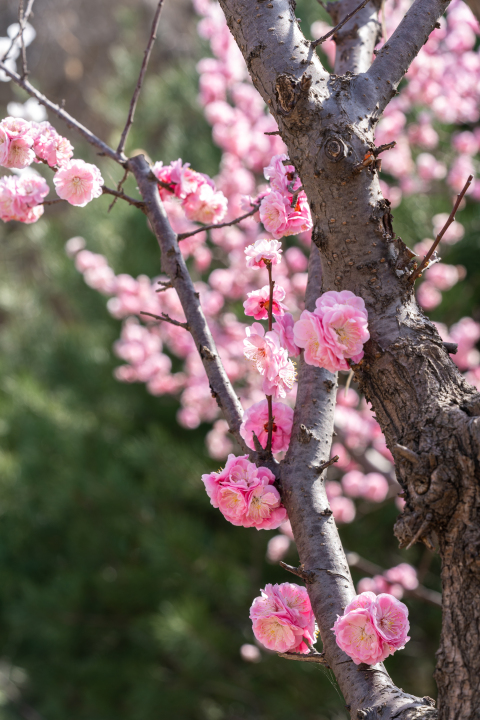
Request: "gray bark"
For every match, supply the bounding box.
[216,1,480,718]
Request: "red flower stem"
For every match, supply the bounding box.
[267,261,274,332]
[266,395,274,454]
[266,261,275,454]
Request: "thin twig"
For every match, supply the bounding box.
[108,167,129,213]
[316,455,339,472]
[279,561,314,582]
[311,0,371,46]
[117,0,166,156]
[155,280,173,293]
[410,175,473,282]
[18,0,29,79]
[177,203,260,241]
[102,185,146,210]
[374,141,396,156]
[41,198,64,206]
[290,185,304,209]
[140,311,190,331]
[264,130,281,136]
[1,0,35,64]
[277,650,329,665]
[0,61,125,166]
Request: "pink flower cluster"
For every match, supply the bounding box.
[259,154,312,239]
[152,158,227,225]
[201,454,287,530]
[341,470,389,503]
[240,399,294,453]
[332,591,410,665]
[0,173,49,223]
[244,238,282,268]
[243,323,296,399]
[0,115,104,219]
[294,291,370,372]
[358,564,419,601]
[250,582,316,653]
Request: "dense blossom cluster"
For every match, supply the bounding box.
[152,158,227,224]
[0,116,103,219]
[250,583,316,653]
[259,154,312,238]
[358,563,419,600]
[332,592,410,665]
[201,455,287,530]
[294,291,370,372]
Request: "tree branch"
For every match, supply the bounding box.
[1,0,35,64]
[128,154,249,452]
[116,0,166,156]
[177,203,260,241]
[0,62,125,166]
[313,0,371,46]
[362,0,451,115]
[327,0,382,74]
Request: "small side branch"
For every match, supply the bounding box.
[277,650,329,665]
[140,311,190,331]
[312,0,371,46]
[279,561,315,583]
[116,0,166,156]
[102,185,146,211]
[1,0,35,64]
[177,204,260,241]
[410,175,473,282]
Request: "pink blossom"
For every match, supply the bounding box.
[259,190,289,236]
[32,121,73,167]
[262,347,296,399]
[273,313,301,356]
[330,495,356,524]
[453,131,479,156]
[53,159,104,207]
[243,322,279,376]
[384,564,418,591]
[363,473,389,502]
[432,212,465,244]
[245,238,283,268]
[294,291,369,372]
[182,182,228,224]
[240,399,294,453]
[240,644,261,663]
[417,281,442,310]
[250,582,316,653]
[332,592,409,665]
[0,117,35,169]
[282,192,312,237]
[416,153,446,181]
[201,454,287,530]
[342,470,367,498]
[263,154,300,194]
[0,173,48,223]
[266,534,291,563]
[285,246,308,272]
[243,284,287,320]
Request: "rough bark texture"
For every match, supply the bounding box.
[216,1,480,718]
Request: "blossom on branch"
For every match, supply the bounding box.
[243,284,287,320]
[250,582,316,653]
[0,173,49,223]
[53,159,104,207]
[273,313,301,357]
[332,591,410,665]
[0,116,35,169]
[294,290,369,372]
[244,238,283,268]
[259,154,312,238]
[240,399,293,453]
[32,121,73,168]
[201,454,287,530]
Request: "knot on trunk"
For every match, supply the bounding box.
[275,72,312,114]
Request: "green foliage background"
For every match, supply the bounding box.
[0,0,477,717]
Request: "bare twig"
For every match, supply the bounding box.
[279,561,315,582]
[1,0,35,64]
[155,280,173,293]
[277,650,329,665]
[0,62,125,165]
[41,198,64,206]
[410,175,473,282]
[312,0,371,46]
[374,141,396,156]
[18,0,29,79]
[108,168,129,213]
[394,444,420,465]
[315,455,339,472]
[177,203,260,241]
[290,185,304,209]
[346,550,442,607]
[140,310,190,331]
[117,0,166,156]
[128,154,249,452]
[102,185,146,210]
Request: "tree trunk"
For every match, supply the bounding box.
[216,0,480,718]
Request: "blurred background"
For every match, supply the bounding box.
[0,0,478,718]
